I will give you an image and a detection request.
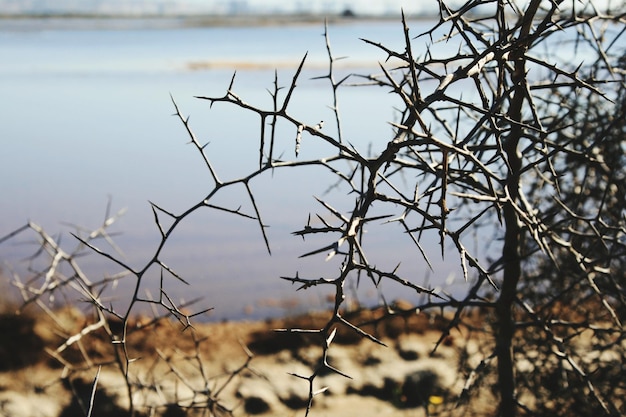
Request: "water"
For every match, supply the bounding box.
[0,17,466,320]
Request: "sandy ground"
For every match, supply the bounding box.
[0,307,492,417]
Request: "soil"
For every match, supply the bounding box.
[0,306,491,417]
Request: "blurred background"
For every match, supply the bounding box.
[0,0,439,17]
[0,1,469,320]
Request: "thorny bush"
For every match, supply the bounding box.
[1,1,625,416]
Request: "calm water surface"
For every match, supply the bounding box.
[0,18,463,320]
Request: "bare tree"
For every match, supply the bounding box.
[2,1,625,416]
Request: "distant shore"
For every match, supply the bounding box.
[0,13,438,31]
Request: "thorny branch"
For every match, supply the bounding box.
[1,1,625,416]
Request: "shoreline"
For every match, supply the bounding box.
[0,13,437,31]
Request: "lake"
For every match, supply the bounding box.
[0,17,468,320]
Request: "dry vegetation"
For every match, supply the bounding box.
[1,0,625,416]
